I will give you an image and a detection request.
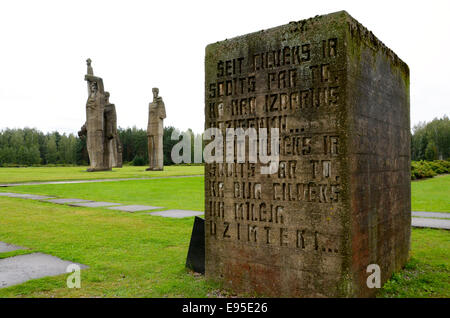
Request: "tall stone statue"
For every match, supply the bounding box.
[104,92,123,168]
[79,59,122,171]
[146,87,166,171]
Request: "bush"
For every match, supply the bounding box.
[411,160,450,180]
[131,155,146,166]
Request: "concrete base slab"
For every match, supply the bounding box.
[0,242,26,253]
[22,195,55,200]
[69,202,122,208]
[412,218,450,230]
[107,205,164,212]
[0,193,54,200]
[0,253,88,288]
[148,210,204,218]
[412,211,450,219]
[46,198,93,204]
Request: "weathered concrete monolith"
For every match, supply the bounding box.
[204,11,410,297]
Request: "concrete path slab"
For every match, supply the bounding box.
[149,210,204,218]
[0,193,54,200]
[21,194,55,200]
[0,174,204,187]
[0,253,88,288]
[0,242,26,253]
[69,201,122,208]
[412,211,450,219]
[107,205,164,212]
[46,198,93,204]
[412,218,450,230]
[0,193,33,198]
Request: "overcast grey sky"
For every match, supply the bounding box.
[0,0,448,134]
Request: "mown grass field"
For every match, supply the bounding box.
[0,177,204,211]
[411,174,450,213]
[0,165,204,184]
[0,167,448,297]
[0,197,216,297]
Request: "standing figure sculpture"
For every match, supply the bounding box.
[104,92,123,168]
[79,59,121,171]
[146,88,166,171]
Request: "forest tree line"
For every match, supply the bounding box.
[411,115,450,161]
[0,115,448,166]
[0,126,201,167]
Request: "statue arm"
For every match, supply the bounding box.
[160,102,166,119]
[78,123,87,137]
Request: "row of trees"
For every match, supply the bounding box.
[1,115,448,166]
[0,127,201,167]
[411,116,450,161]
[118,126,199,166]
[0,128,79,166]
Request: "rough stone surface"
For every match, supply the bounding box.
[0,253,88,288]
[412,211,450,219]
[149,210,204,218]
[204,11,410,297]
[107,205,164,212]
[412,218,450,230]
[78,59,122,172]
[0,242,26,253]
[146,87,166,171]
[69,201,122,208]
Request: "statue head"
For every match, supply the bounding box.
[104,91,110,103]
[86,58,94,75]
[89,81,98,94]
[152,87,159,100]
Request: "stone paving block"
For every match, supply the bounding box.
[21,195,55,200]
[0,242,26,253]
[412,218,450,230]
[0,193,31,198]
[0,193,54,200]
[148,210,204,218]
[0,253,88,288]
[412,211,450,219]
[69,201,122,208]
[107,205,164,212]
[46,198,93,204]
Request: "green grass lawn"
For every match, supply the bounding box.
[0,165,204,184]
[0,167,448,297]
[378,228,449,298]
[0,197,216,297]
[411,174,450,212]
[0,177,204,211]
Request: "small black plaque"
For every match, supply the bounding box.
[186,216,205,274]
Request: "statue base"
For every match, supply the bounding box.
[87,168,112,172]
[146,167,163,171]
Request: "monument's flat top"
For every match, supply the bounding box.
[207,10,408,71]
